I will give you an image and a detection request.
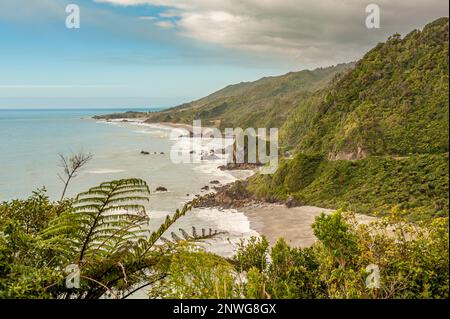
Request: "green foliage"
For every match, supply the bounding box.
[246,18,449,219]
[265,239,325,298]
[2,184,448,299]
[0,179,214,299]
[0,191,69,298]
[248,153,449,220]
[0,188,66,234]
[240,211,449,299]
[312,211,358,265]
[151,244,243,299]
[234,236,269,272]
[281,18,449,157]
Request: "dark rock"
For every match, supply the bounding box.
[210,180,221,184]
[140,151,150,155]
[155,186,168,192]
[201,185,210,191]
[218,162,263,170]
[285,196,301,208]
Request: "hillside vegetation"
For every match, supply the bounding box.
[281,17,449,158]
[2,185,448,298]
[94,18,449,221]
[247,17,449,220]
[144,63,353,130]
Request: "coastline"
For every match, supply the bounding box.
[96,117,261,255]
[96,117,378,249]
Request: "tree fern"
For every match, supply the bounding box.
[40,178,223,299]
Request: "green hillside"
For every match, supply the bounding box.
[247,17,449,220]
[144,63,353,129]
[95,18,449,220]
[281,17,449,159]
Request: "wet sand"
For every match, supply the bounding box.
[240,204,377,247]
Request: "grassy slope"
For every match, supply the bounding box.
[144,63,353,130]
[248,18,449,220]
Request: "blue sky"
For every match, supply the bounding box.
[0,0,447,109]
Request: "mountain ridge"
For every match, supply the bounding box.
[143,63,354,130]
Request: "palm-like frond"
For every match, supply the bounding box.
[43,179,150,264]
[41,178,225,299]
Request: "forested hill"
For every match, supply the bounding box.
[280,17,449,160]
[144,63,353,129]
[94,17,449,220]
[247,17,449,220]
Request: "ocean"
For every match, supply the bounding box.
[0,109,258,259]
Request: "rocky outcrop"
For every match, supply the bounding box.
[328,145,368,161]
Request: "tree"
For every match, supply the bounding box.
[0,178,220,299]
[58,152,93,201]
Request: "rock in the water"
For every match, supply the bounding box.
[201,185,210,191]
[210,180,220,185]
[140,151,150,155]
[155,186,168,192]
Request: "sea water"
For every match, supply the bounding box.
[0,109,258,259]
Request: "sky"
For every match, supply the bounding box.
[0,0,448,109]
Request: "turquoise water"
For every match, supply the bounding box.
[1,109,153,200]
[0,108,258,264]
[0,109,230,209]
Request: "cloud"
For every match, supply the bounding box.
[155,20,176,28]
[95,0,449,67]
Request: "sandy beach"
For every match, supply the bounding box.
[159,121,194,133]
[98,117,378,250]
[240,203,378,247]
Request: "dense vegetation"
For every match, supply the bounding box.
[152,211,449,299]
[0,179,214,298]
[2,186,447,299]
[245,17,449,220]
[280,17,449,158]
[248,153,449,220]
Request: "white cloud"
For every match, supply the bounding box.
[155,20,176,28]
[98,1,450,66]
